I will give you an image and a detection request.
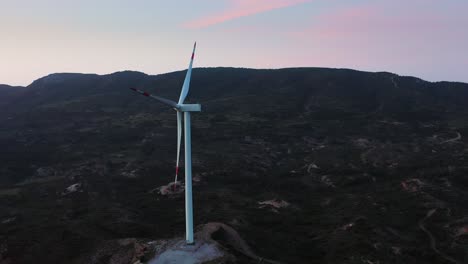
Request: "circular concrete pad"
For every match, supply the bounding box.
[148,240,223,264]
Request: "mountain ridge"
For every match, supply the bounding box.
[2,67,468,89]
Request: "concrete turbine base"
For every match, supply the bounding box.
[146,222,281,264]
[148,239,224,264]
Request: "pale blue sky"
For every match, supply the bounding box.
[1,0,467,86]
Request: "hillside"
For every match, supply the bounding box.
[0,84,25,108]
[1,68,468,263]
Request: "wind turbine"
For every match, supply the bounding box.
[130,42,200,244]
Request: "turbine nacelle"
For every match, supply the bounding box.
[176,104,201,112]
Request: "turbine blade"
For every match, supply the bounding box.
[178,42,197,105]
[174,111,183,187]
[150,94,179,108]
[129,88,179,108]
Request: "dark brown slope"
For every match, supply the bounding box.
[0,68,468,264]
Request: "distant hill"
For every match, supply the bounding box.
[3,68,468,116]
[0,84,25,109]
[1,68,468,264]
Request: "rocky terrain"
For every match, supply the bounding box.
[1,68,468,263]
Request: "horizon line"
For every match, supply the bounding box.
[2,66,466,87]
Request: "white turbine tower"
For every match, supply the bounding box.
[130,42,200,244]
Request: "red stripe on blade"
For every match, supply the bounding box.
[143,92,150,97]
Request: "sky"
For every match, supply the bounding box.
[1,0,467,86]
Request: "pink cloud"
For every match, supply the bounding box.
[184,0,310,29]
